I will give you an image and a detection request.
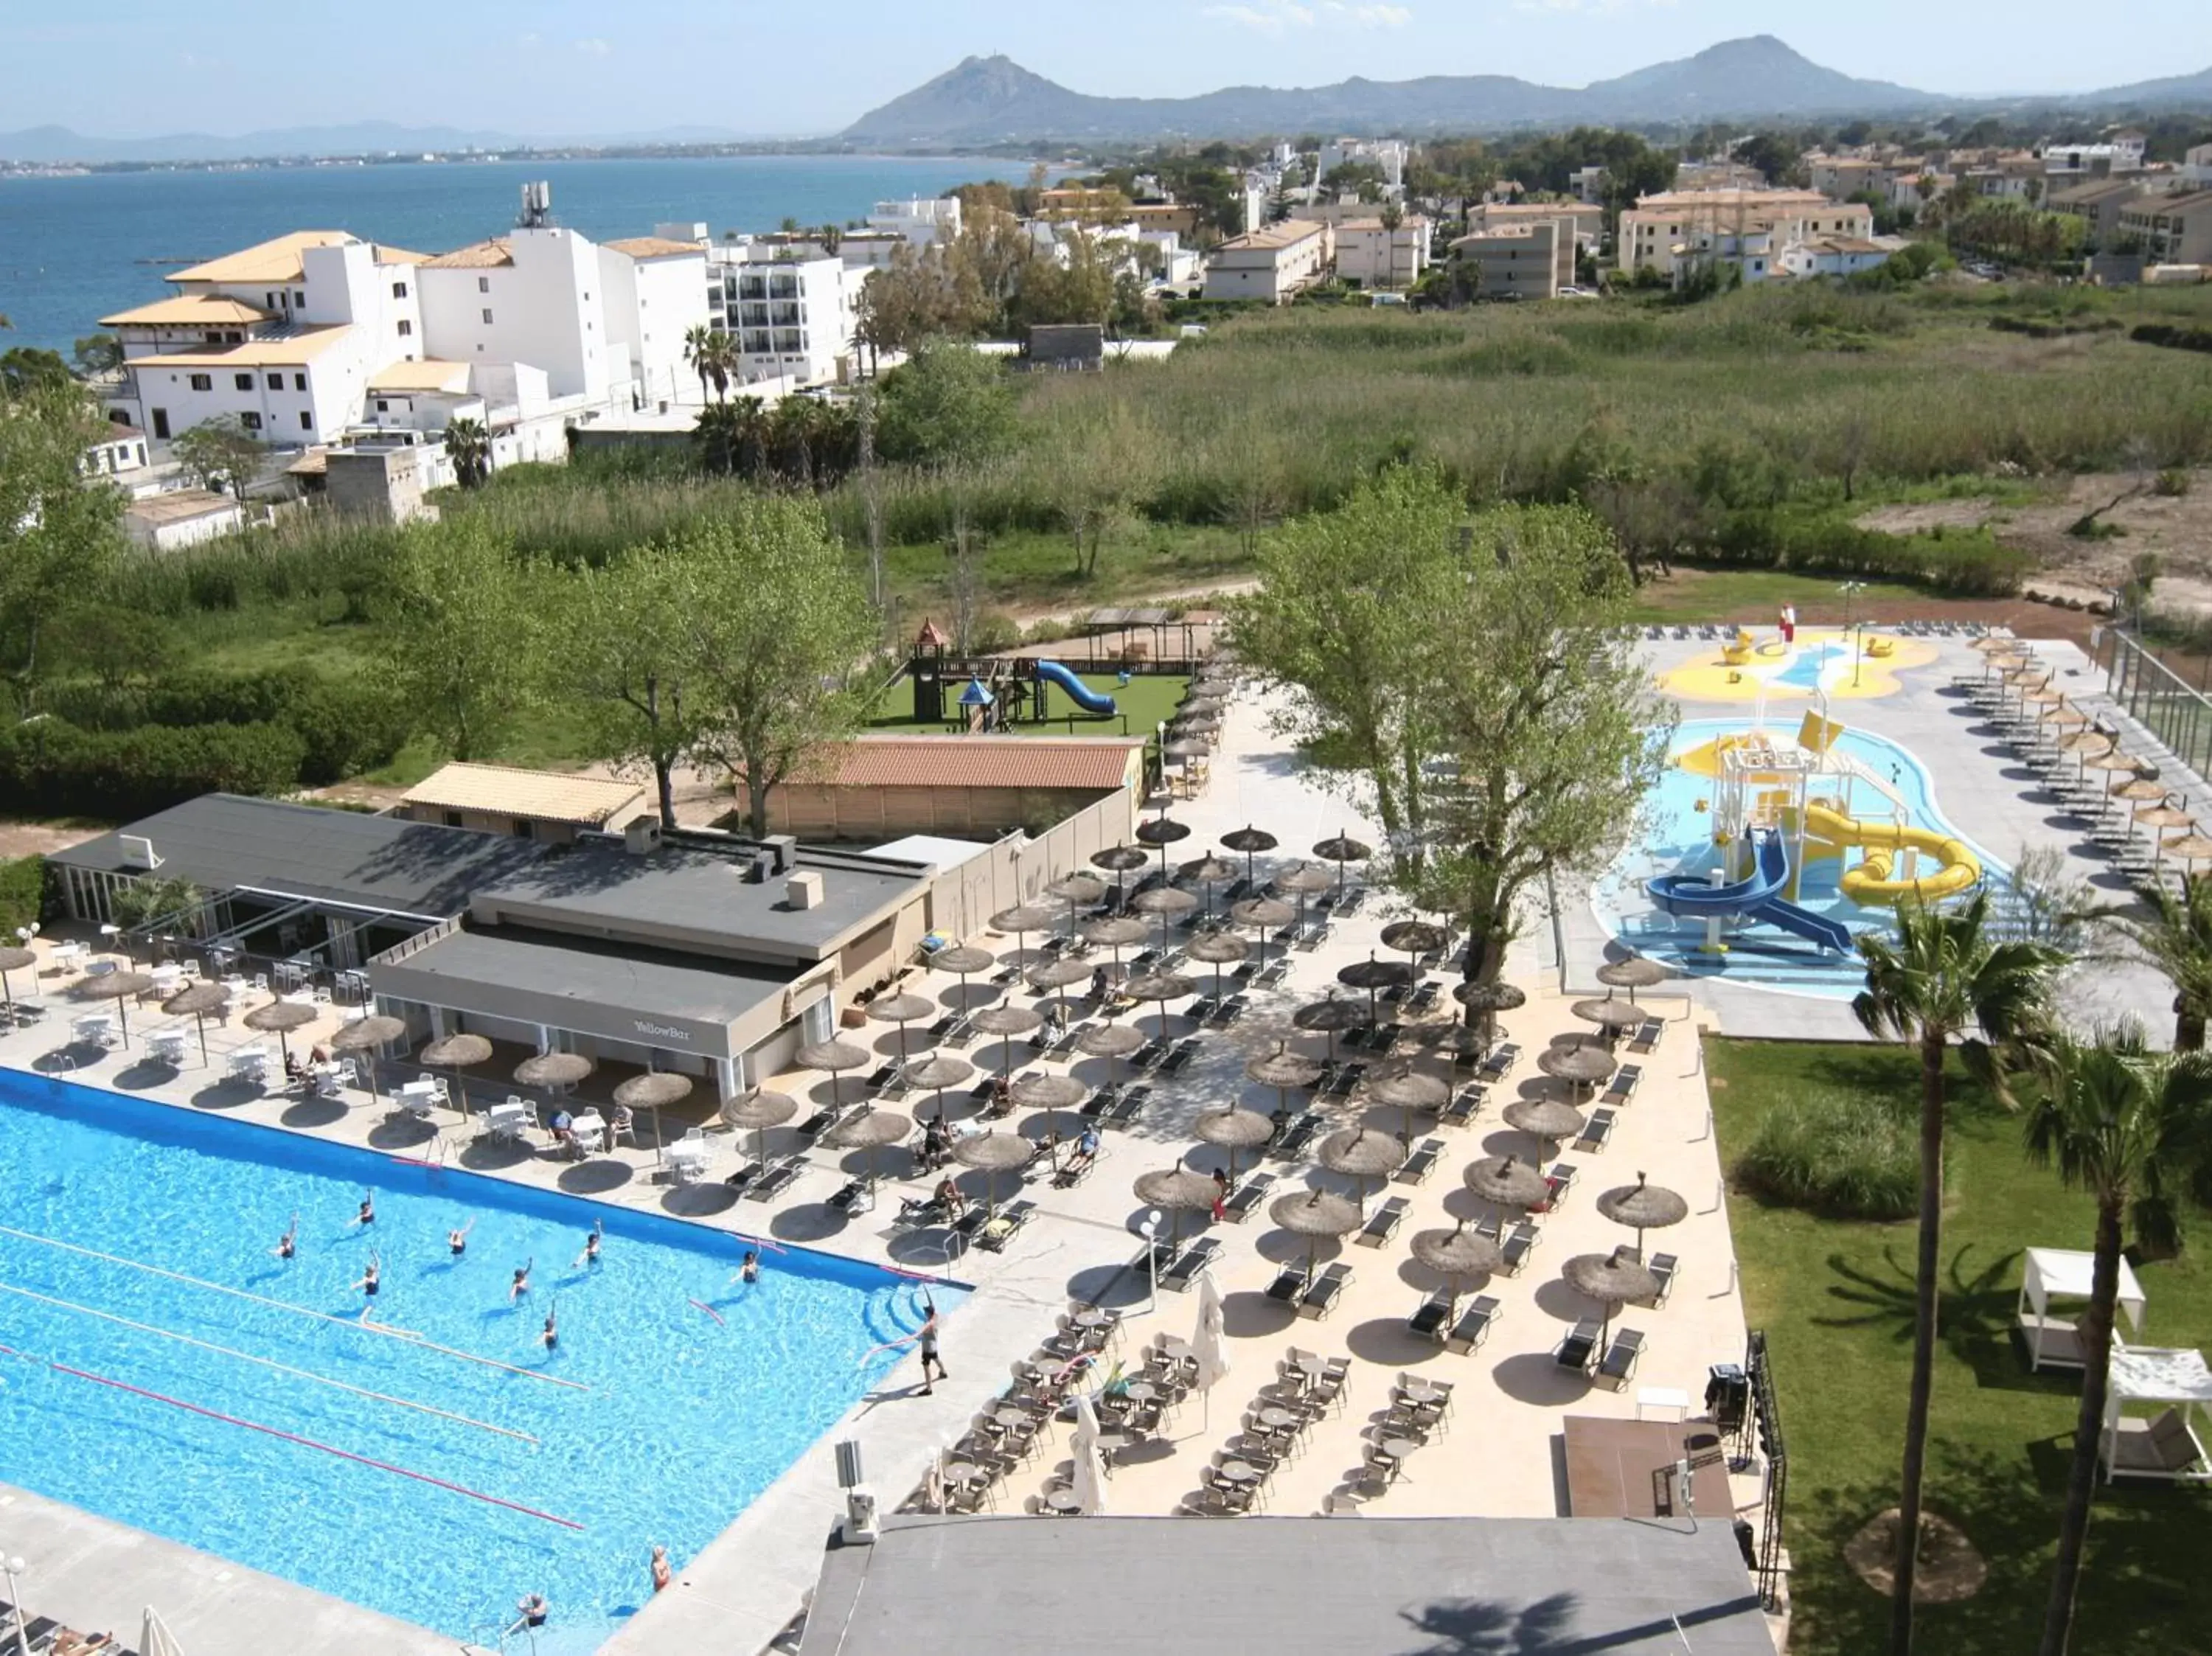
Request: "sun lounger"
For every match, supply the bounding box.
[1440,1085,1483,1127]
[1186,995,1222,1026]
[827,1177,876,1216]
[1298,1262,1352,1319]
[1321,1062,1366,1102]
[1222,1170,1273,1221]
[1336,887,1367,917]
[1575,1107,1617,1152]
[1603,1064,1644,1104]
[1356,1194,1409,1246]
[1158,1038,1201,1076]
[1535,1161,1578,1212]
[1476,1043,1520,1085]
[744,1157,804,1202]
[1052,1154,1097,1189]
[1556,1317,1601,1373]
[1396,1138,1444,1184]
[1132,1039,1169,1071]
[950,1206,991,1250]
[1159,1236,1222,1290]
[1133,1236,1178,1279]
[1500,1221,1539,1275]
[796,1103,844,1140]
[2107,1406,2211,1481]
[1596,1328,1645,1390]
[1271,1112,1323,1161]
[1638,1252,1677,1307]
[977,1200,1037,1253]
[1408,1291,1453,1340]
[1445,1294,1500,1354]
[894,1194,955,1229]
[1101,1084,1152,1128]
[1265,1267,1306,1305]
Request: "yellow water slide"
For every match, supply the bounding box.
[1803,804,1980,905]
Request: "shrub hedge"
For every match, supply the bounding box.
[0,856,44,938]
[1734,1089,1921,1220]
[0,718,305,821]
[38,667,408,787]
[2132,322,2212,355]
[1704,509,2031,595]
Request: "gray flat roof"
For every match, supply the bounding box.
[797,1516,1772,1656]
[373,926,788,1056]
[473,840,925,962]
[52,794,549,918]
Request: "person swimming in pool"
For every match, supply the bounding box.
[354,1251,381,1318]
[538,1303,559,1350]
[351,1190,375,1227]
[448,1219,474,1256]
[574,1220,602,1268]
[271,1214,298,1260]
[510,1259,533,1301]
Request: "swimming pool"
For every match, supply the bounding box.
[0,1071,945,1649]
[1593,717,2009,998]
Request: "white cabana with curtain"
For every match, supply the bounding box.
[2101,1346,2212,1483]
[2014,1247,2145,1372]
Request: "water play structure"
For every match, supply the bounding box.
[1646,705,1982,956]
[1034,658,1116,716]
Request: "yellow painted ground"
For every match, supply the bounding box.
[1658,627,1941,703]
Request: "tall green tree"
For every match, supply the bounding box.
[444,417,492,489]
[874,339,1016,469]
[72,334,124,377]
[554,552,713,828]
[379,520,540,762]
[0,347,72,394]
[2106,874,2212,1051]
[2021,1023,2212,1656]
[1232,465,1672,987]
[170,415,265,501]
[0,378,123,697]
[673,497,879,836]
[1853,892,2062,1655]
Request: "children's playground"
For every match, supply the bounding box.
[1596,703,2002,998]
[880,626,1187,740]
[1658,624,1941,703]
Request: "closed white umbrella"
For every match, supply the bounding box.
[1193,1270,1232,1430]
[1072,1393,1110,1516]
[140,1607,185,1656]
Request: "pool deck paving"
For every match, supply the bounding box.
[0,618,2160,1651]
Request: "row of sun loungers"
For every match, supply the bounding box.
[1642,620,1989,642]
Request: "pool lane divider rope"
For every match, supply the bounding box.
[0,1224,587,1391]
[0,1280,537,1444]
[0,1341,582,1531]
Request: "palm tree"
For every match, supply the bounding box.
[684,324,717,406]
[2107,874,2212,1051]
[1854,891,2062,1654]
[2023,1023,2212,1656]
[693,401,745,476]
[703,330,738,403]
[444,417,492,489]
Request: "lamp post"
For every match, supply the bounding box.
[1838,580,1868,688]
[1140,1211,1161,1309]
[4,1555,29,1656]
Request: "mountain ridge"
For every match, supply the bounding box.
[841,36,2212,145]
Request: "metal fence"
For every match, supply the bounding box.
[2093,625,2212,788]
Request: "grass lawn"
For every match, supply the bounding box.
[867,670,1188,743]
[1626,568,1933,625]
[1708,1038,2212,1655]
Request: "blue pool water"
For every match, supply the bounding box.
[1593,718,2008,998]
[0,1071,945,1649]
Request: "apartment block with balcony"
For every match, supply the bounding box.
[867,198,961,246]
[1465,203,1600,289]
[705,246,855,388]
[1448,220,1562,302]
[2117,191,2212,267]
[1335,217,1431,290]
[1618,190,1873,279]
[1202,220,1333,304]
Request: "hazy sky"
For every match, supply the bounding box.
[7,0,2205,137]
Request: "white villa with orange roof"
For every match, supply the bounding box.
[99,184,709,468]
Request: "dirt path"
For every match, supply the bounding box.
[0,822,104,859]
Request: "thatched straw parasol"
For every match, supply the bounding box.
[1381,919,1449,961]
[1124,970,1195,1032]
[721,1088,799,1166]
[1130,885,1199,952]
[1194,1106,1275,1181]
[1081,916,1148,976]
[1596,1172,1690,1259]
[614,1068,693,1162]
[72,970,154,1046]
[1538,1040,1617,1097]
[953,1130,1035,1214]
[1338,953,1414,1025]
[991,903,1061,965]
[970,1003,1044,1077]
[1318,1125,1403,1209]
[1246,1041,1324,1116]
[515,1050,595,1090]
[1267,1187,1365,1286]
[1572,998,1645,1035]
[1505,1095,1586,1153]
[1219,824,1279,888]
[1228,895,1293,969]
[1369,1069,1450,1144]
[867,992,936,1064]
[1562,1245,1662,1346]
[420,1031,493,1068]
[1074,1020,1144,1090]
[1413,1225,1504,1318]
[162,980,234,1065]
[1312,831,1374,898]
[904,1053,977,1123]
[931,945,996,1004]
[1464,1153,1548,1211]
[827,1107,912,1180]
[1595,957,1667,1003]
[237,998,316,1065]
[1135,815,1192,878]
[1179,852,1239,916]
[1136,1166,1222,1248]
[1185,930,1250,999]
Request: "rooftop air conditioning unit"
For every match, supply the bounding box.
[118,835,163,871]
[787,870,824,911]
[622,818,662,857]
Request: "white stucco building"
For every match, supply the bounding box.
[1335,217,1431,290]
[702,244,857,389]
[1203,220,1333,304]
[1619,190,1874,279]
[867,197,962,247]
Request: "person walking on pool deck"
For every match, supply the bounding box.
[574,1220,602,1268]
[511,1259,533,1301]
[271,1214,297,1260]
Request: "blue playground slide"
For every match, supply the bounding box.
[1647,829,1854,953]
[1035,659,1116,716]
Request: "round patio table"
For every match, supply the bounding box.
[1383,1437,1422,1463]
[993,1407,1033,1430]
[1073,1308,1112,1331]
[1046,1487,1083,1514]
[1121,1381,1158,1405]
[1258,1406,1300,1431]
[1292,1352,1326,1384]
[1219,1460,1262,1484]
[1399,1380,1446,1407]
[1158,1336,1192,1362]
[943,1462,984,1487]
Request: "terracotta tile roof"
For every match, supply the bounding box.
[402,762,646,825]
[100,294,274,327]
[604,236,705,260]
[167,231,353,285]
[125,325,355,369]
[799,736,1147,792]
[422,238,514,270]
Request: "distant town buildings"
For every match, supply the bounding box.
[1202,220,1333,305]
[866,196,963,246]
[1618,189,1877,283]
[1334,216,1432,291]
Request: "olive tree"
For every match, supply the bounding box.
[1234,464,1672,986]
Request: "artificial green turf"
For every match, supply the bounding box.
[1708,1037,2212,1656]
[866,670,1189,744]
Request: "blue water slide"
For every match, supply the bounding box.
[1034,660,1116,716]
[1646,829,1853,953]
